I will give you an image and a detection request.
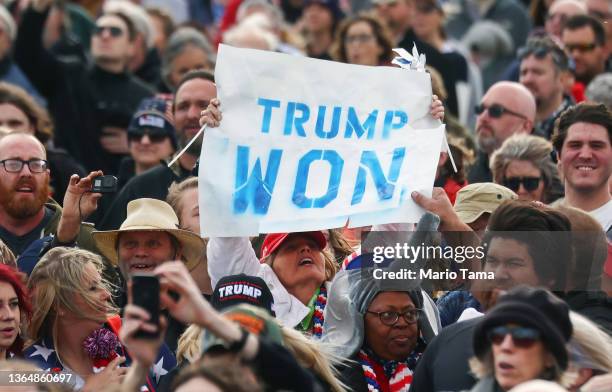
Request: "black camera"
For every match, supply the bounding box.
[91,175,118,193]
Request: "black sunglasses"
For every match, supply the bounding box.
[94,25,124,38]
[488,325,541,348]
[475,103,528,120]
[503,176,541,192]
[128,128,168,143]
[565,42,598,53]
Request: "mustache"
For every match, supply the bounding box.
[15,178,36,190]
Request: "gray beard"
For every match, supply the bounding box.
[477,135,497,155]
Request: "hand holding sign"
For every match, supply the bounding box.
[200,98,222,128]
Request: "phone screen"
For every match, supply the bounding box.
[131,273,160,339]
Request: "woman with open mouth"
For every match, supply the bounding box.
[469,286,572,391]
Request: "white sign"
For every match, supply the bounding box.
[199,45,444,237]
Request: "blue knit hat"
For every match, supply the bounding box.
[128,97,177,149]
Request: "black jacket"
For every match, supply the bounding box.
[467,152,493,184]
[337,354,369,392]
[398,30,468,118]
[564,291,612,335]
[15,7,155,174]
[411,317,479,392]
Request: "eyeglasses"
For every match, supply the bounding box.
[0,159,48,173]
[503,176,541,192]
[94,25,124,38]
[128,128,169,143]
[344,34,375,45]
[565,42,598,53]
[475,103,528,120]
[366,309,421,326]
[488,325,541,348]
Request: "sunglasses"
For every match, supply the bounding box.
[128,128,169,143]
[565,42,598,53]
[475,103,527,120]
[503,177,541,192]
[488,325,541,348]
[94,25,124,38]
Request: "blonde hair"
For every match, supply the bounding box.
[177,306,346,392]
[281,327,346,392]
[27,247,117,344]
[567,311,612,374]
[166,177,198,218]
[176,324,204,364]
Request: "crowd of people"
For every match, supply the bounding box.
[0,0,609,391]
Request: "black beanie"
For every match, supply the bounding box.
[473,286,572,370]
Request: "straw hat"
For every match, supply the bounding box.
[92,198,205,270]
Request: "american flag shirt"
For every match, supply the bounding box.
[23,316,176,391]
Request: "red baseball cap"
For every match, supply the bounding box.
[260,231,327,261]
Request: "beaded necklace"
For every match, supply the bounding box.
[311,285,327,338]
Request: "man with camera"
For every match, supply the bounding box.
[0,133,99,258]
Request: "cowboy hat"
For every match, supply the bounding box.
[92,198,204,270]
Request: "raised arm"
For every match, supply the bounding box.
[14,0,64,99]
[207,237,262,287]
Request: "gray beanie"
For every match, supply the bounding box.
[321,213,442,359]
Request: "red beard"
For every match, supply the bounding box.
[0,177,49,219]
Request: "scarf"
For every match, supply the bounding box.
[358,338,426,392]
[311,285,327,338]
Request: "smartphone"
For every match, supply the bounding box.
[131,273,160,339]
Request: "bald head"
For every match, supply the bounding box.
[475,82,536,155]
[488,81,537,122]
[0,132,46,160]
[546,0,588,38]
[550,0,588,15]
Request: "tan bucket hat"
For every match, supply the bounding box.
[454,183,517,224]
[92,198,204,270]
